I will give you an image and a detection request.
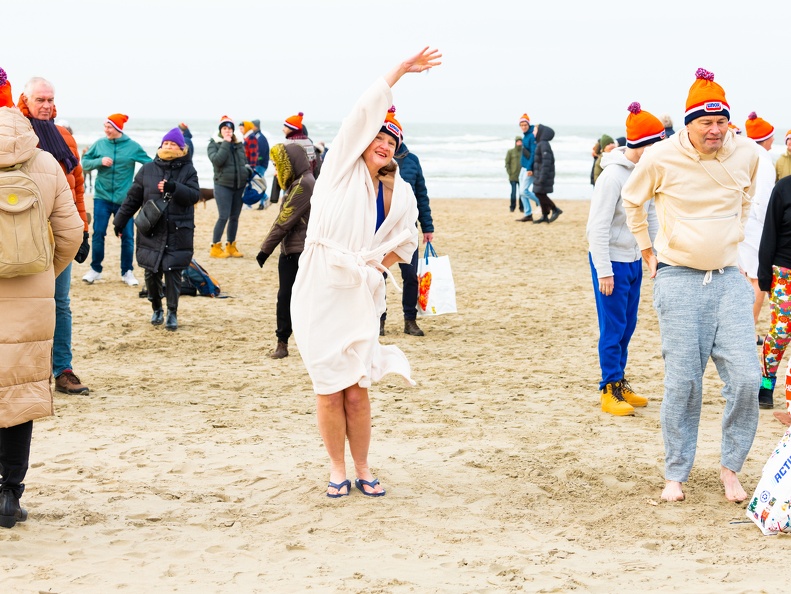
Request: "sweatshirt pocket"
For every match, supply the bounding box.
[662,213,740,270]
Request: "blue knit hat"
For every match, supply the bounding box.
[161,127,186,149]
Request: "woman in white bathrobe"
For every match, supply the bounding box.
[291,48,442,498]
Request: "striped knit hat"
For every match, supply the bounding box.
[625,102,665,148]
[728,122,742,135]
[0,67,13,108]
[519,113,530,125]
[218,115,234,131]
[284,112,304,132]
[380,106,403,148]
[107,113,128,132]
[684,68,729,125]
[745,112,774,142]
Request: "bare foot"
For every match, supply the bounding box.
[721,467,747,502]
[773,411,791,426]
[661,480,685,502]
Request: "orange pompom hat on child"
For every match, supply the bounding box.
[684,68,729,125]
[106,113,128,132]
[745,112,774,142]
[380,106,403,148]
[284,112,304,132]
[519,113,530,125]
[625,102,665,149]
[0,67,13,108]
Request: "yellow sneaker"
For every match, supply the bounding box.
[619,379,647,407]
[225,241,244,258]
[210,242,229,258]
[601,382,635,416]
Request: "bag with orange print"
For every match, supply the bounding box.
[416,241,456,317]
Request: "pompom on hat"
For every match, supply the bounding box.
[744,112,774,142]
[218,115,234,131]
[519,113,530,125]
[284,112,304,132]
[106,113,128,132]
[380,106,403,148]
[161,127,186,149]
[0,66,13,108]
[625,102,666,148]
[684,68,730,125]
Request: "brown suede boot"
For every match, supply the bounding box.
[270,341,288,359]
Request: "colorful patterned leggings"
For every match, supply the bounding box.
[762,265,791,411]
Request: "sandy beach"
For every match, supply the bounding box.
[2,195,788,593]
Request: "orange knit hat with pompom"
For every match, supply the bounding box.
[380,106,403,148]
[284,112,304,132]
[0,67,14,108]
[625,102,665,148]
[684,68,729,125]
[744,112,774,142]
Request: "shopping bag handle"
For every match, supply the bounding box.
[423,241,437,263]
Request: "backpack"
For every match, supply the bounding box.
[180,258,221,297]
[0,150,54,278]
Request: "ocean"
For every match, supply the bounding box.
[61,118,616,200]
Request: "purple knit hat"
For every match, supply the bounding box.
[161,127,186,149]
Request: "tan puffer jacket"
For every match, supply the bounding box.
[0,107,83,428]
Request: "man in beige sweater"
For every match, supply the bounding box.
[622,68,760,504]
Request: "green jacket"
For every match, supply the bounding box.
[81,134,151,204]
[505,137,522,182]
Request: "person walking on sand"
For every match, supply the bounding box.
[255,143,315,358]
[81,113,152,286]
[516,114,539,222]
[290,47,440,498]
[505,137,523,212]
[531,123,562,223]
[207,116,248,259]
[112,127,200,332]
[738,112,776,358]
[0,68,83,528]
[587,102,664,416]
[623,68,760,504]
[17,76,92,396]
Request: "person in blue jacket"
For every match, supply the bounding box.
[517,113,540,221]
[381,140,435,336]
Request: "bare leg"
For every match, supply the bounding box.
[344,384,384,495]
[316,392,349,496]
[661,480,685,502]
[773,411,791,426]
[720,466,748,502]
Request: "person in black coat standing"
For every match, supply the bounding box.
[113,127,200,331]
[532,123,562,223]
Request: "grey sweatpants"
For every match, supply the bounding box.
[653,266,760,482]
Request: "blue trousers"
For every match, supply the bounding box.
[519,169,539,216]
[90,198,134,274]
[589,255,642,389]
[653,266,760,482]
[53,263,72,377]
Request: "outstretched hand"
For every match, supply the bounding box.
[401,47,442,74]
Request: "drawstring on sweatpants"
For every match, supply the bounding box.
[702,268,724,286]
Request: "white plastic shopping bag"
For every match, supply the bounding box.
[746,425,791,535]
[417,241,457,316]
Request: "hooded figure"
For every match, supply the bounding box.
[531,124,562,222]
[256,143,316,359]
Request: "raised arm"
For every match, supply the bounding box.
[384,47,442,88]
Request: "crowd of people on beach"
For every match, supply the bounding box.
[583,67,791,505]
[0,49,441,526]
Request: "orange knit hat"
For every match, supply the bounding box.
[728,122,742,135]
[519,113,530,125]
[625,102,665,148]
[380,106,403,148]
[0,67,12,108]
[786,129,791,142]
[684,68,729,125]
[745,112,774,142]
[284,112,304,132]
[106,113,128,132]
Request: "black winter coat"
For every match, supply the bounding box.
[533,124,555,194]
[207,136,248,190]
[113,152,200,272]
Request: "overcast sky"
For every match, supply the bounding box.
[5,0,790,130]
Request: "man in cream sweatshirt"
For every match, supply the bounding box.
[623,69,760,504]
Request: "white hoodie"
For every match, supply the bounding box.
[586,147,657,277]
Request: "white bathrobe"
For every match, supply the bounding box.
[291,78,419,394]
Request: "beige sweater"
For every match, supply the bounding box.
[622,128,758,270]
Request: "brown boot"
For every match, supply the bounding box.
[270,341,288,359]
[404,319,425,336]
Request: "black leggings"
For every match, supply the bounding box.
[275,253,300,343]
[146,268,183,312]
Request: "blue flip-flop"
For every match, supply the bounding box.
[326,479,351,498]
[355,478,386,497]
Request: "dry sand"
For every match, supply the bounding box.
[2,196,789,593]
